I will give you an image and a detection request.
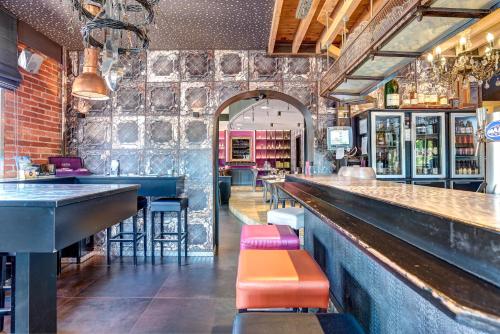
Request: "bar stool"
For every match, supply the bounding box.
[106,196,148,266]
[240,225,299,250]
[236,250,329,312]
[0,253,14,333]
[232,313,366,334]
[267,207,304,236]
[270,182,296,209]
[150,197,188,265]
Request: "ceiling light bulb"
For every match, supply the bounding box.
[487,32,494,43]
[435,46,441,55]
[426,53,434,62]
[459,36,467,46]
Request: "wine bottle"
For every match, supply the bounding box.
[384,79,400,109]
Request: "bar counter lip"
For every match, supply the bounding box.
[278,180,500,332]
[286,174,500,233]
[0,183,140,207]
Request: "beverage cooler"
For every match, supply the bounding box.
[449,112,484,192]
[354,109,484,190]
[370,112,406,179]
[411,113,446,179]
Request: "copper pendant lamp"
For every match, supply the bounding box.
[72,47,109,101]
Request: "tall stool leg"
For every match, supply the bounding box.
[177,211,182,266]
[119,222,124,257]
[151,211,156,265]
[10,256,15,334]
[132,215,138,266]
[0,256,5,332]
[160,212,164,258]
[106,227,111,265]
[143,207,147,260]
[184,207,188,259]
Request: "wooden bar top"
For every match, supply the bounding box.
[288,174,500,233]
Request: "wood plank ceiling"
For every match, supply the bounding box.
[269,0,385,56]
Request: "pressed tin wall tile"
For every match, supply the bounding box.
[79,150,110,175]
[113,84,145,114]
[83,99,112,117]
[179,149,213,184]
[112,116,145,149]
[77,117,111,149]
[283,57,317,81]
[215,50,248,81]
[145,150,178,175]
[121,51,146,82]
[146,83,180,115]
[214,81,249,107]
[145,116,179,149]
[180,82,214,116]
[147,50,180,82]
[179,117,212,149]
[284,81,318,113]
[180,50,215,81]
[110,149,144,175]
[249,50,282,81]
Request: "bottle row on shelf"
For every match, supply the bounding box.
[455,147,475,156]
[256,146,291,150]
[456,160,480,175]
[455,134,475,145]
[455,120,474,134]
[256,155,291,159]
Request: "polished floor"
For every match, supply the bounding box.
[2,207,242,334]
[228,186,269,225]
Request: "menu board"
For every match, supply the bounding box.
[231,137,251,161]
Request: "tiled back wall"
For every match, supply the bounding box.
[65,50,335,253]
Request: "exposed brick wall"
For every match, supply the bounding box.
[2,44,63,177]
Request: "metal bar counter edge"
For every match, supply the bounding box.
[279,174,500,334]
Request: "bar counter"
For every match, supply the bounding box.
[281,174,500,334]
[0,183,140,333]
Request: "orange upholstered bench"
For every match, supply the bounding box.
[236,250,329,311]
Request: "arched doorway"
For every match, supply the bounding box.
[212,90,315,251]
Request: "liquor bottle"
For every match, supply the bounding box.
[432,158,438,175]
[466,161,472,175]
[384,79,400,109]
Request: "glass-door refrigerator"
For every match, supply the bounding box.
[449,113,484,191]
[411,113,446,179]
[370,112,406,179]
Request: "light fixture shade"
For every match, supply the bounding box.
[72,47,109,101]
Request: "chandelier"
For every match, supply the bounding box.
[427,32,499,89]
[71,0,158,100]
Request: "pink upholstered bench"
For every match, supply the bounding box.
[240,225,300,250]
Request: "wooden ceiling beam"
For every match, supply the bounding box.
[268,0,284,54]
[292,0,322,53]
[317,0,340,26]
[318,0,363,52]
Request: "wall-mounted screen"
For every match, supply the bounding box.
[327,126,352,150]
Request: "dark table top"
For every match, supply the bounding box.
[0,183,139,207]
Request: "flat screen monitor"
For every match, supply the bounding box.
[327,126,352,150]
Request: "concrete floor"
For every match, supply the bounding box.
[2,207,242,334]
[229,186,269,225]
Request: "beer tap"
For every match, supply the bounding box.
[475,107,487,192]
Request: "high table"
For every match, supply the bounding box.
[280,174,500,334]
[0,183,139,333]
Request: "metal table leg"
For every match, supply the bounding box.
[15,252,57,333]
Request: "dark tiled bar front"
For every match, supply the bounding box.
[0,0,499,333]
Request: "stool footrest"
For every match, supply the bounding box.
[109,232,146,243]
[152,233,187,243]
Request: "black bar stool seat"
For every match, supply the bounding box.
[106,196,148,266]
[150,197,188,265]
